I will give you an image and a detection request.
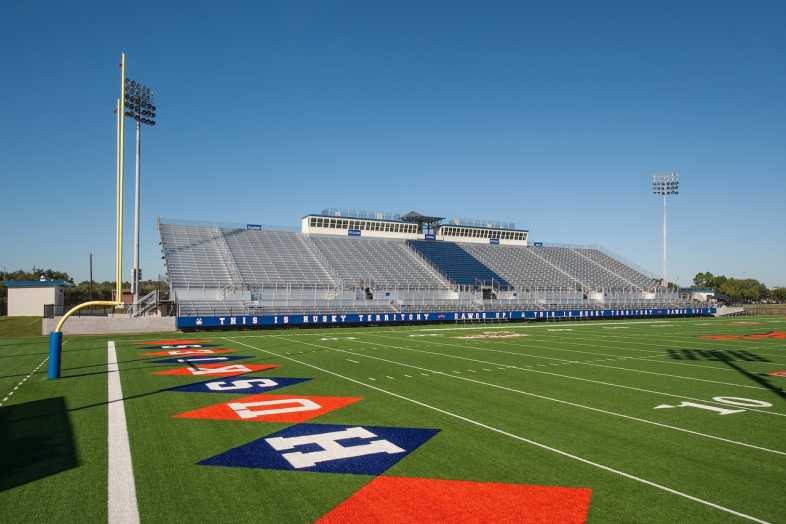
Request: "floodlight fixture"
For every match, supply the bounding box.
[123,76,158,306]
[651,172,679,289]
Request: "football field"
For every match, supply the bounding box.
[2,316,786,523]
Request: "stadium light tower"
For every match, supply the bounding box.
[124,78,157,306]
[651,172,679,288]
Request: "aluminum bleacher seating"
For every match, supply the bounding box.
[575,248,655,289]
[460,244,579,290]
[407,240,512,289]
[160,219,691,318]
[222,229,335,289]
[159,223,234,288]
[531,246,636,290]
[309,235,449,289]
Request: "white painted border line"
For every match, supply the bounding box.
[302,337,786,456]
[381,334,773,390]
[107,341,140,524]
[0,356,48,407]
[357,337,786,419]
[225,336,771,524]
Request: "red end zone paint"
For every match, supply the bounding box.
[153,363,278,376]
[702,331,786,341]
[174,393,362,423]
[767,370,786,377]
[317,476,592,524]
[136,339,208,346]
[143,348,234,357]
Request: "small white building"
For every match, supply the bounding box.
[4,279,71,317]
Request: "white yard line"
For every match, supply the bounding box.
[376,334,773,391]
[225,336,772,524]
[0,356,48,407]
[284,337,786,455]
[353,337,786,418]
[107,341,140,524]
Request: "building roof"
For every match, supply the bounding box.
[3,279,73,288]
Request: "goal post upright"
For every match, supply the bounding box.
[48,53,127,379]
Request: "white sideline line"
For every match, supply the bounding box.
[107,341,140,524]
[0,356,48,406]
[225,336,771,524]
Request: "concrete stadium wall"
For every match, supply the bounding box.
[42,316,176,335]
[743,304,786,315]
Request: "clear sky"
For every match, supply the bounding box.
[1,1,784,287]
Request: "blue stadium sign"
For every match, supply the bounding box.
[176,307,716,329]
[247,224,262,230]
[348,229,361,237]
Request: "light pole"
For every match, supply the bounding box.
[651,173,679,289]
[124,78,156,306]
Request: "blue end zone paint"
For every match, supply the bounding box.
[198,423,440,475]
[48,332,62,379]
[177,307,717,329]
[149,355,249,364]
[166,376,311,394]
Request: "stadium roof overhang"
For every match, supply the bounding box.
[400,211,444,225]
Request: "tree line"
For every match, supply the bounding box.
[1,267,169,314]
[692,272,786,303]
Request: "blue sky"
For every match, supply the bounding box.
[1,1,784,287]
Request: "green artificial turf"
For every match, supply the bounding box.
[0,317,42,338]
[1,316,785,523]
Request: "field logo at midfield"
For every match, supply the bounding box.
[166,376,311,394]
[174,393,361,423]
[149,355,249,365]
[317,477,592,523]
[702,331,786,341]
[143,348,234,357]
[153,363,278,377]
[454,331,527,340]
[199,423,439,474]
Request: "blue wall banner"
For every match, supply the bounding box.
[489,238,500,245]
[247,224,262,230]
[177,307,716,329]
[348,229,361,237]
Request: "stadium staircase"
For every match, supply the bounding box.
[406,240,512,290]
[215,227,246,290]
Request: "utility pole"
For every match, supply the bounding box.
[89,253,93,299]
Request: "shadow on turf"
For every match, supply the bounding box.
[0,397,78,491]
[668,349,786,401]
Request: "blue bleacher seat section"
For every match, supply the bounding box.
[407,240,511,289]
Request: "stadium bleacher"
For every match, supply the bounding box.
[158,216,692,320]
[407,240,512,289]
[310,235,448,289]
